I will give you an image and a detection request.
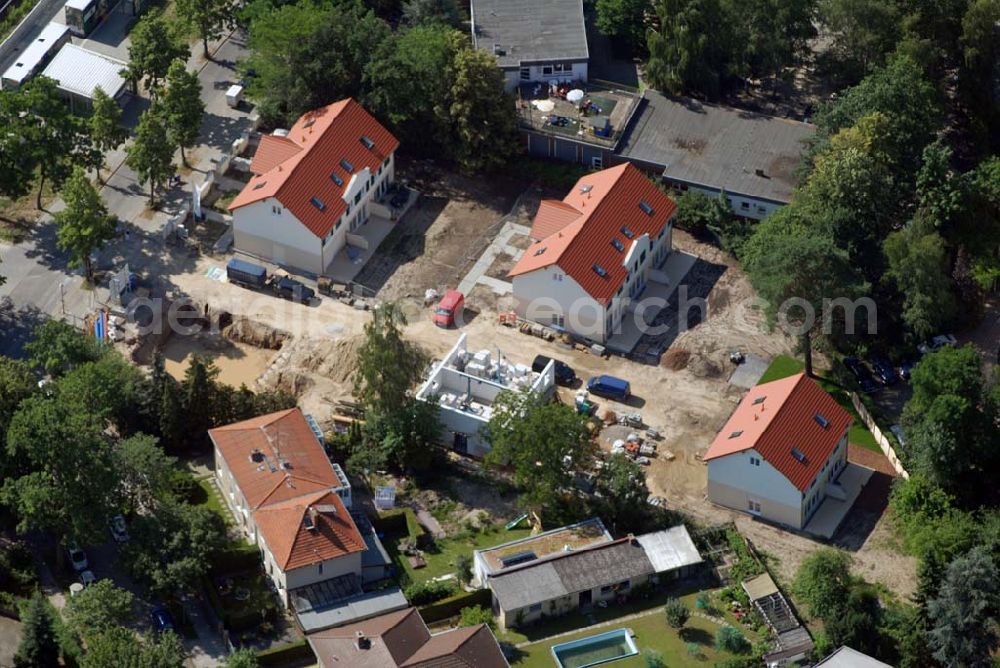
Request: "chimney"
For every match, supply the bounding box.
[355,630,370,650]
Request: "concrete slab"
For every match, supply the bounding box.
[804,463,874,539]
[728,353,769,388]
[457,220,531,295]
[324,216,396,283]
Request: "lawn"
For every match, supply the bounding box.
[192,476,232,525]
[389,525,534,585]
[508,591,758,667]
[758,355,881,453]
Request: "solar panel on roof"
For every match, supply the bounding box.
[340,158,354,173]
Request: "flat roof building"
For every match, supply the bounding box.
[41,43,128,112]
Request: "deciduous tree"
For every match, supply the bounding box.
[884,224,956,340]
[401,0,461,26]
[124,10,190,92]
[81,627,185,668]
[596,453,650,534]
[595,0,650,54]
[176,0,230,58]
[162,61,205,167]
[53,167,118,284]
[646,0,734,97]
[24,320,105,377]
[89,87,127,184]
[817,0,901,82]
[127,106,175,205]
[354,302,427,417]
[793,548,853,619]
[64,580,135,641]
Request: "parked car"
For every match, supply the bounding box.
[917,334,957,355]
[844,357,880,394]
[432,289,464,328]
[109,515,129,543]
[80,570,96,587]
[226,258,268,289]
[67,543,88,572]
[587,375,631,402]
[532,355,576,386]
[898,358,918,381]
[272,276,315,303]
[870,356,896,385]
[150,607,176,634]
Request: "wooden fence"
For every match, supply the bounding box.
[849,392,909,479]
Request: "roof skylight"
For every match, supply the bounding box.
[639,200,654,216]
[791,447,807,463]
[592,264,608,278]
[339,158,354,173]
[620,225,634,239]
[611,238,624,252]
[360,135,375,149]
[310,196,326,211]
[330,172,343,186]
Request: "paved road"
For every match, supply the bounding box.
[0,0,67,76]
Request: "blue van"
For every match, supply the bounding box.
[586,375,631,401]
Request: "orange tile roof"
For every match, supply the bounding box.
[308,607,508,668]
[509,163,677,304]
[254,490,366,570]
[250,134,302,175]
[530,200,582,240]
[209,408,340,510]
[704,373,853,491]
[230,98,399,239]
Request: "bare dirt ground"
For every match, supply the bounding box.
[159,169,917,599]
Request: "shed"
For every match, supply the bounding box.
[41,43,128,112]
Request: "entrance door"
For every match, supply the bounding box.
[453,433,468,454]
[579,590,593,607]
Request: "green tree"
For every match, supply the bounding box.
[159,377,184,451]
[24,319,105,376]
[960,0,1000,147]
[817,0,900,82]
[115,433,177,511]
[823,586,881,656]
[127,106,175,205]
[715,626,749,653]
[646,0,734,98]
[673,190,733,238]
[360,397,442,475]
[453,553,473,585]
[595,0,650,53]
[401,0,461,26]
[884,224,955,340]
[928,547,999,667]
[176,0,230,58]
[793,548,853,619]
[14,593,60,668]
[243,1,390,123]
[121,501,226,596]
[726,0,817,79]
[89,87,127,184]
[21,76,99,209]
[596,453,650,534]
[458,605,495,630]
[162,61,205,167]
[0,357,37,450]
[664,597,689,629]
[53,167,118,284]
[643,648,666,668]
[741,216,864,376]
[182,354,220,448]
[0,88,37,203]
[64,579,135,641]
[124,10,190,91]
[354,302,427,417]
[915,140,963,230]
[956,157,1000,290]
[81,627,185,667]
[484,390,594,516]
[447,37,520,172]
[222,648,260,668]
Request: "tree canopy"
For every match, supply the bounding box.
[53,167,118,284]
[162,61,205,167]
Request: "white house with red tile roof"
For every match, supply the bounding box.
[229,98,398,274]
[507,163,677,344]
[210,408,374,605]
[704,373,853,530]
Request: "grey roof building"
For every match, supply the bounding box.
[617,90,815,212]
[470,0,588,69]
[815,647,894,668]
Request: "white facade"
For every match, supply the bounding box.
[415,333,556,457]
[667,180,782,221]
[261,539,363,606]
[232,154,395,275]
[502,61,588,93]
[706,434,849,530]
[511,223,672,344]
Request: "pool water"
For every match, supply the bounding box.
[551,629,638,668]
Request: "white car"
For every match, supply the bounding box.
[917,334,957,355]
[67,543,88,572]
[109,515,129,543]
[80,570,96,587]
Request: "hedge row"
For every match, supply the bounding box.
[418,588,492,624]
[257,639,315,667]
[373,507,423,539]
[208,543,262,579]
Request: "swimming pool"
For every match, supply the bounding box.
[550,628,638,668]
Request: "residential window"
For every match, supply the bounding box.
[318,562,323,574]
[354,192,362,205]
[552,272,563,281]
[520,67,530,80]
[529,603,542,613]
[600,585,614,594]
[542,66,553,75]
[749,457,760,466]
[383,157,390,167]
[640,250,646,264]
[272,205,282,215]
[618,580,630,590]
[740,201,750,210]
[591,156,603,169]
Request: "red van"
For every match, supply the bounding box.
[433,290,464,328]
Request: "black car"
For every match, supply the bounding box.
[844,357,880,393]
[870,356,896,385]
[272,276,315,303]
[532,355,576,386]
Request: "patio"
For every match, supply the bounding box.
[803,462,874,539]
[324,215,396,283]
[517,82,640,147]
